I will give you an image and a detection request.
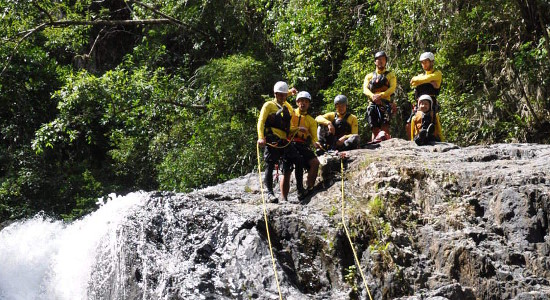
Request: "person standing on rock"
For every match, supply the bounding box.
[410,95,443,145]
[406,51,443,140]
[257,81,299,203]
[289,91,320,202]
[316,94,360,154]
[363,51,397,142]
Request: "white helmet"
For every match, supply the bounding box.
[418,94,433,105]
[273,81,289,93]
[296,91,311,101]
[419,52,435,61]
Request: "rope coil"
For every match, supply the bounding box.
[264,131,299,149]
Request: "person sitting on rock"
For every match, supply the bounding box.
[316,95,360,155]
[406,51,443,140]
[289,91,320,202]
[410,95,443,146]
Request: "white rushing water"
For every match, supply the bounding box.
[0,192,148,300]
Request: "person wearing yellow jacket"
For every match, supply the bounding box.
[257,81,299,203]
[410,95,444,145]
[316,95,360,154]
[289,91,320,201]
[407,51,443,139]
[363,51,397,140]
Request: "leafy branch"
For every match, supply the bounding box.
[1,0,205,77]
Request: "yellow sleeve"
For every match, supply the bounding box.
[257,102,271,139]
[350,115,358,135]
[380,72,397,100]
[362,72,375,99]
[410,70,442,88]
[289,108,298,135]
[288,106,300,136]
[410,115,418,141]
[315,112,335,126]
[308,116,318,143]
[285,102,295,117]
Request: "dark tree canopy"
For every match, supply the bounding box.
[0,0,549,221]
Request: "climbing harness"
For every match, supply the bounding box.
[264,130,299,149]
[367,100,392,128]
[256,142,283,300]
[340,158,374,300]
[291,114,310,144]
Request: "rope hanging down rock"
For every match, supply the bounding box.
[256,143,283,300]
[255,140,374,300]
[340,157,374,300]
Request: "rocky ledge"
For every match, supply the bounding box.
[91,139,550,300]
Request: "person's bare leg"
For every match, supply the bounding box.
[280,171,291,201]
[371,127,380,141]
[307,158,319,189]
[381,123,391,138]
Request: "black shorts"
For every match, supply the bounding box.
[292,142,317,168]
[367,102,391,128]
[263,135,300,173]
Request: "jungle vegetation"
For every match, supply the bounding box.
[0,0,548,221]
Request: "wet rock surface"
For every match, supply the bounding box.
[89,139,550,299]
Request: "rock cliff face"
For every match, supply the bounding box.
[88,139,550,300]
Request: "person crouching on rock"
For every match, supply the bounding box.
[289,91,320,202]
[257,81,299,203]
[406,51,443,140]
[411,95,444,146]
[316,95,360,155]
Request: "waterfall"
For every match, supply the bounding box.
[1,188,311,299]
[0,192,147,300]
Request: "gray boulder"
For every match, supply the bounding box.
[87,139,550,300]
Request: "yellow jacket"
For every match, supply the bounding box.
[410,69,442,89]
[315,112,358,140]
[363,68,397,101]
[290,108,318,144]
[410,111,444,142]
[257,99,295,140]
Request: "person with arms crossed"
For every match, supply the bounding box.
[363,51,397,142]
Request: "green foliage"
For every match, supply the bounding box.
[158,54,272,190]
[368,195,384,217]
[1,0,550,222]
[33,66,178,191]
[58,169,103,220]
[24,66,177,219]
[327,204,338,218]
[268,0,362,94]
[344,264,358,293]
